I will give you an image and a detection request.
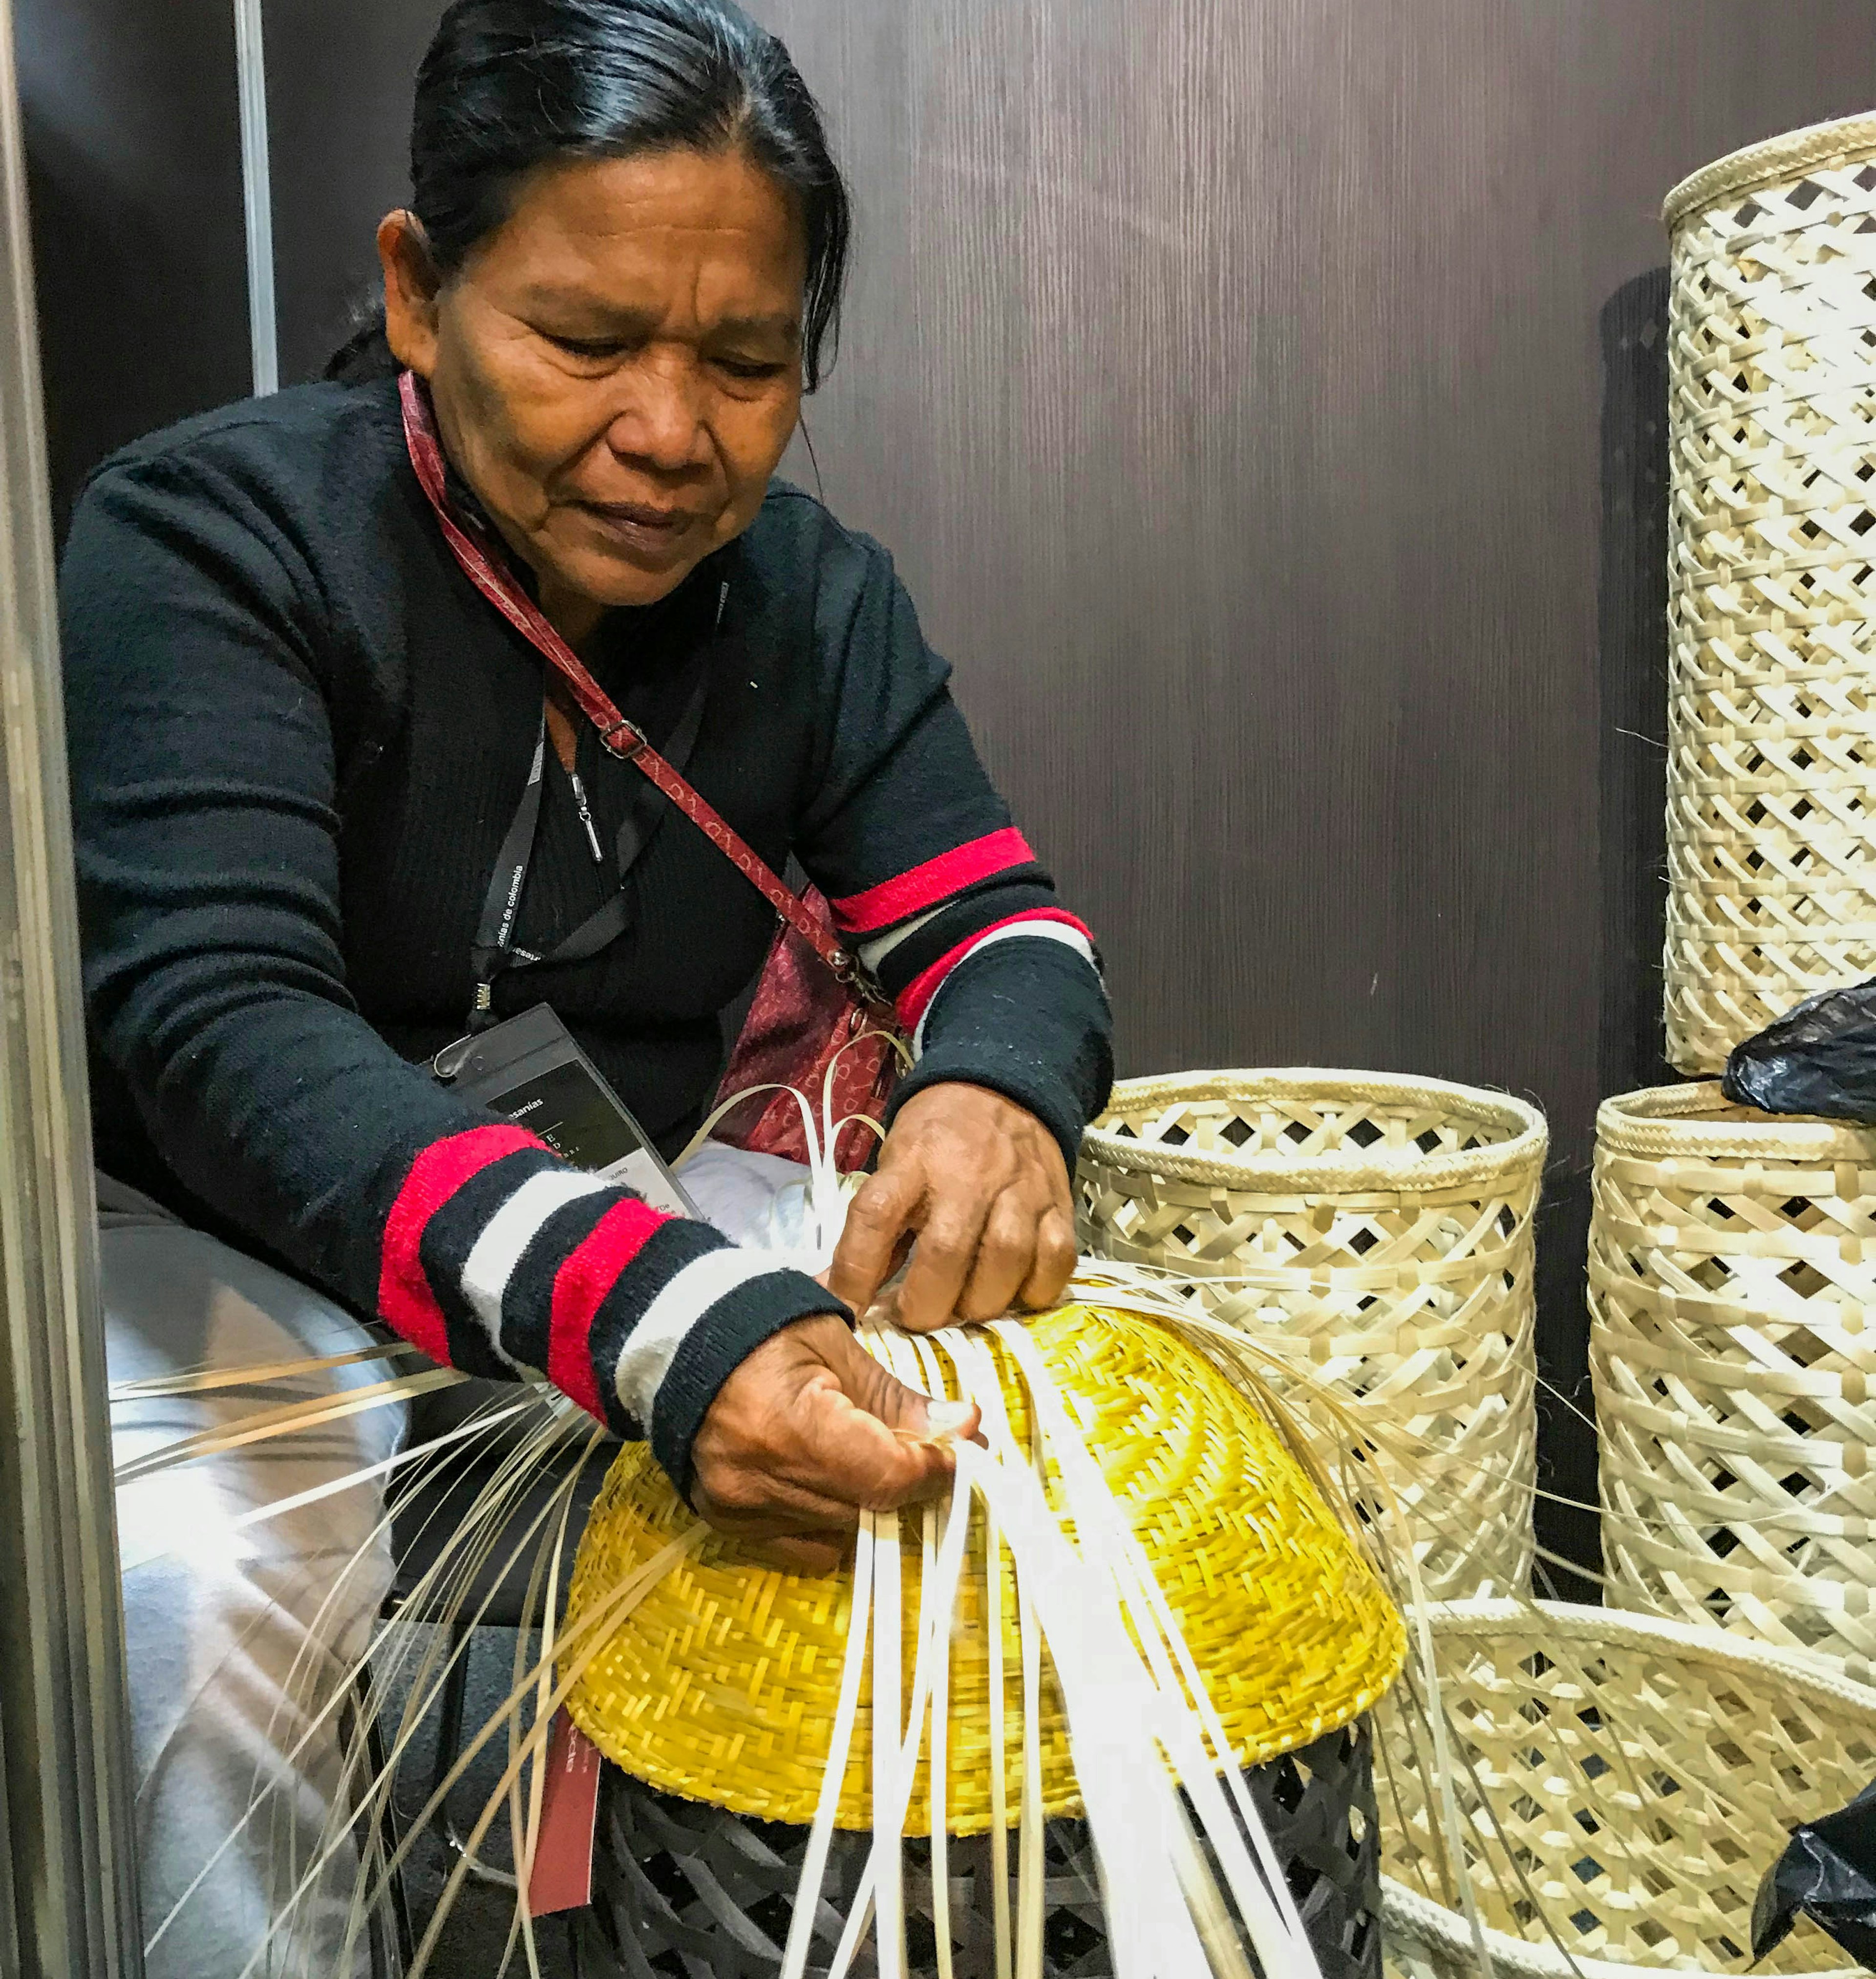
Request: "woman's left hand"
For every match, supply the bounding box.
[823,1083,1077,1330]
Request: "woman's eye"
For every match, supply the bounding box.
[716,357,789,382]
[545,333,628,360]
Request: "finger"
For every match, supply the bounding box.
[957,1195,1038,1323]
[825,1168,923,1314]
[691,1454,864,1524]
[893,1201,992,1333]
[744,1532,850,1576]
[796,1362,973,1511]
[1017,1205,1079,1310]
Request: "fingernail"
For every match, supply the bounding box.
[924,1399,973,1442]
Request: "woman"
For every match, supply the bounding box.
[61,0,1110,1968]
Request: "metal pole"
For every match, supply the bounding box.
[233,0,279,395]
[0,0,144,1970]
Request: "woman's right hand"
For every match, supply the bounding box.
[687,1315,980,1574]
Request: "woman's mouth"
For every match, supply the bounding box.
[576,499,704,562]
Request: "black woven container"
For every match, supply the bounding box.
[577,1720,1380,1979]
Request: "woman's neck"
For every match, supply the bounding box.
[536,575,607,652]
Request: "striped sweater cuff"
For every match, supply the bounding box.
[378,1125,848,1488]
[887,934,1115,1174]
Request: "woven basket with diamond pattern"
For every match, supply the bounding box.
[1663,113,1876,1071]
[1590,1079,1876,1681]
[1075,1070,1545,1602]
[1379,1599,1876,1979]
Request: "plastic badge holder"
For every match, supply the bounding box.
[432,1002,697,1218]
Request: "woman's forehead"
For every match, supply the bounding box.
[471,150,809,316]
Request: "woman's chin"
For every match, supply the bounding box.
[552,542,707,614]
[558,534,716,609]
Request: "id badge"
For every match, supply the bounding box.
[431,1003,697,1218]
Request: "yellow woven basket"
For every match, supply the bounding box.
[1075,1070,1546,1602]
[1663,113,1876,1072]
[1591,1080,1876,1680]
[561,1302,1405,1831]
[1380,1600,1876,1979]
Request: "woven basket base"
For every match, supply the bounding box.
[581,1723,1380,1979]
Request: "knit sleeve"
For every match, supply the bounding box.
[790,518,1113,1171]
[61,453,841,1498]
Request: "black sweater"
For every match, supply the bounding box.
[61,376,1111,1491]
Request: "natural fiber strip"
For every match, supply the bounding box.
[113,1366,462,1485]
[108,1340,421,1402]
[991,1319,1311,1961]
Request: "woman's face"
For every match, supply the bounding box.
[381,147,808,636]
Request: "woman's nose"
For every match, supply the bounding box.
[603,348,708,473]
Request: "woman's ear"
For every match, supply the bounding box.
[377,211,443,376]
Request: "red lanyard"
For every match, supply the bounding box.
[397,369,867,990]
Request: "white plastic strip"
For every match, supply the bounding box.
[992,1320,1314,1979]
[952,1442,1213,1979]
[873,1508,906,1979]
[780,1526,875,1979]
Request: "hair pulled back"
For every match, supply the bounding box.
[327,0,849,388]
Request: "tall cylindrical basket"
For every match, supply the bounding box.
[1591,1080,1876,1680]
[1379,1600,1876,1979]
[1075,1070,1546,1602]
[1663,112,1876,1071]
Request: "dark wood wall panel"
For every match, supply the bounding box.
[18,0,248,527]
[264,0,437,384]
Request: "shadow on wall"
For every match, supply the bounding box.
[17,0,249,535]
[1531,267,1674,1601]
[1598,266,1674,1106]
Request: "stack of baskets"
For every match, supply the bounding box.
[1590,1081,1876,1680]
[564,1303,1407,1979]
[1661,113,1876,1073]
[1589,113,1876,1695]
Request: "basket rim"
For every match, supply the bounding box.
[1379,1878,1860,1979]
[1380,1597,1876,1979]
[1078,1068,1547,1194]
[1415,1597,1876,1709]
[1596,1079,1876,1162]
[1663,109,1876,229]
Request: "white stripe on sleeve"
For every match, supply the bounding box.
[460,1168,612,1370]
[616,1249,804,1429]
[912,919,1101,1055]
[856,903,945,974]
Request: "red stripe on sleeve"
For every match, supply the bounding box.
[378,1124,545,1363]
[896,908,1095,1032]
[829,827,1036,936]
[545,1196,671,1418]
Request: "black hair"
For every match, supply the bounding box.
[325,0,849,388]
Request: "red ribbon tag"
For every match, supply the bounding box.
[525,1710,604,1916]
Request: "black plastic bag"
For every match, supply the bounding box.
[1722,977,1876,1122]
[1755,1778,1876,1967]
